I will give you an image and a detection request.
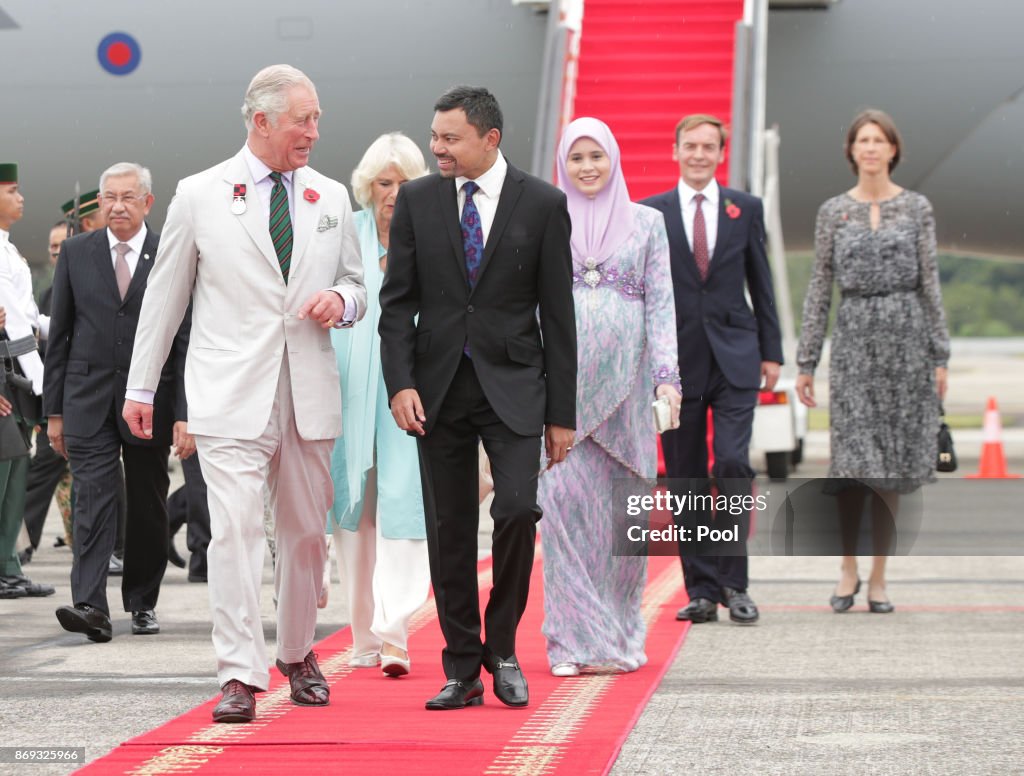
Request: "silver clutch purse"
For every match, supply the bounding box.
[652,396,674,434]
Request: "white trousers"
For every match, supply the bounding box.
[195,354,333,690]
[333,466,430,656]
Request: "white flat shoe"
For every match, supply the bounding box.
[381,653,411,677]
[551,662,580,677]
[349,652,381,668]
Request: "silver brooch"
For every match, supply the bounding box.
[583,257,602,288]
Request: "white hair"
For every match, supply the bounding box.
[350,133,429,208]
[99,162,152,195]
[242,64,316,130]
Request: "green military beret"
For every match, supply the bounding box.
[0,163,17,184]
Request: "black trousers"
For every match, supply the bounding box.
[65,412,170,615]
[661,358,757,603]
[417,356,542,681]
[22,425,69,550]
[167,452,210,580]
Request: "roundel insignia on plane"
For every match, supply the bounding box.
[97,32,141,75]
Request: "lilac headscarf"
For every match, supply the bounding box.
[556,117,635,268]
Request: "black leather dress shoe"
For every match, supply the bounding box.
[55,604,112,642]
[276,651,329,706]
[425,678,484,710]
[483,653,529,707]
[0,578,27,598]
[131,609,160,635]
[1,574,54,597]
[676,598,718,623]
[723,587,759,624]
[212,679,256,723]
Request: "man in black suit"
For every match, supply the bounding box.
[379,86,576,710]
[642,114,783,626]
[45,162,190,642]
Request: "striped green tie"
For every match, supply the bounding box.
[268,171,292,283]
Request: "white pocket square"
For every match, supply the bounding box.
[317,215,339,232]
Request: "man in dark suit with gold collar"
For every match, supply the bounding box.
[643,114,783,626]
[46,162,189,642]
[380,86,576,710]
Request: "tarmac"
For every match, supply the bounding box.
[3,338,1023,775]
[2,433,1022,776]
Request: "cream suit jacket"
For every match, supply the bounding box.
[127,149,365,440]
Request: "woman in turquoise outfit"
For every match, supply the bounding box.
[539,118,682,677]
[328,133,430,677]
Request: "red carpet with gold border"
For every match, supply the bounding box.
[79,551,690,775]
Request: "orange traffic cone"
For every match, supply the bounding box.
[966,397,1020,479]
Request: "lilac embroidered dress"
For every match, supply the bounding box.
[538,203,679,671]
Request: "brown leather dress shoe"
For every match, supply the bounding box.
[276,650,330,706]
[212,679,256,723]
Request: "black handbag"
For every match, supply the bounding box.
[936,404,957,473]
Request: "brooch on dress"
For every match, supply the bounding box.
[582,257,602,288]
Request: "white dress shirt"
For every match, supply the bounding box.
[107,224,148,277]
[456,153,508,244]
[0,228,45,393]
[677,178,721,259]
[242,144,358,324]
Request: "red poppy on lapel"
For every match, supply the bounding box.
[304,188,320,203]
[724,198,741,219]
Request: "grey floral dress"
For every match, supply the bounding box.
[797,190,950,492]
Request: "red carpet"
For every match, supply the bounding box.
[79,552,689,775]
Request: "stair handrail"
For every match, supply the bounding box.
[531,0,583,182]
[762,125,798,373]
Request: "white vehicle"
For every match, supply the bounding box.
[750,377,807,481]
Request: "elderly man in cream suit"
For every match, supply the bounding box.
[123,64,365,724]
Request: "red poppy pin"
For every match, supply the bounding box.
[304,188,320,203]
[724,198,741,219]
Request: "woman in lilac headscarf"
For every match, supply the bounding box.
[539,117,682,676]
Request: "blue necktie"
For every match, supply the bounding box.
[461,181,484,289]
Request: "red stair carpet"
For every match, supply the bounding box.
[79,552,690,775]
[573,0,745,199]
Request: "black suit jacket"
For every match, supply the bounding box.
[641,186,783,395]
[43,228,186,445]
[379,160,576,437]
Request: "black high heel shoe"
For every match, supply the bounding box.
[830,579,861,613]
[867,586,895,613]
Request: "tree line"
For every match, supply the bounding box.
[785,253,1024,337]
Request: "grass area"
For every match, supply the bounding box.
[808,410,994,431]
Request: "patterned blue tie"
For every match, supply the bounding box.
[461,181,484,289]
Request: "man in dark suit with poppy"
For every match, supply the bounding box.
[642,114,783,626]
[380,86,576,710]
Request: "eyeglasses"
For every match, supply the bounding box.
[101,193,145,205]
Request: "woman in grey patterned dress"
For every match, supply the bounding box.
[795,109,949,613]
